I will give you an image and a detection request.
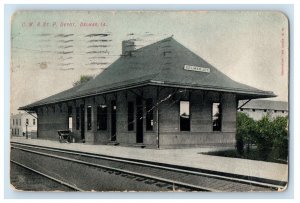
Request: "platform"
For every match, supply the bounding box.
[10,137,288,183]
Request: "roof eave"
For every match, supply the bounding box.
[18,107,36,111]
[149,81,276,99]
[19,80,276,111]
[18,81,152,110]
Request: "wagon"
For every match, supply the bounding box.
[57,130,75,143]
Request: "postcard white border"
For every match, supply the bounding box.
[2,3,295,200]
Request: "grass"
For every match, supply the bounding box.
[202,148,288,164]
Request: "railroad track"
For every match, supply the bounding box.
[10,161,81,191]
[10,142,286,192]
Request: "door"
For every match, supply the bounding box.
[136,97,143,143]
[80,105,85,141]
[111,100,117,141]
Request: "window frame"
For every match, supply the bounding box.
[212,102,222,132]
[97,105,108,131]
[87,106,92,131]
[179,100,191,132]
[68,116,73,131]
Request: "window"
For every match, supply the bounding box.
[87,106,92,130]
[16,119,18,126]
[252,109,256,112]
[97,105,107,130]
[274,110,277,113]
[264,109,267,112]
[212,103,222,131]
[19,119,21,126]
[26,119,29,125]
[33,119,35,125]
[180,101,190,131]
[13,119,14,125]
[282,110,285,113]
[76,107,80,130]
[67,106,73,130]
[146,99,154,131]
[68,116,73,130]
[127,102,134,131]
[17,129,19,135]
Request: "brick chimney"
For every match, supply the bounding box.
[122,40,135,56]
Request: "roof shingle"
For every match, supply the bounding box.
[20,37,276,110]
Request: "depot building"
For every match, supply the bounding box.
[20,37,275,148]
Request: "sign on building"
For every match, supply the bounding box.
[183,65,210,73]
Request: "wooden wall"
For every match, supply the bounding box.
[36,86,237,148]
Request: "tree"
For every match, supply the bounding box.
[73,75,94,86]
[250,114,288,161]
[253,115,274,160]
[236,112,255,155]
[271,116,288,160]
[236,112,288,162]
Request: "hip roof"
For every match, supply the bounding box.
[20,37,276,110]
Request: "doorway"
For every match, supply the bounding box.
[80,105,85,141]
[136,97,144,143]
[111,100,117,141]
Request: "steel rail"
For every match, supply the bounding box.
[10,160,84,191]
[11,142,285,190]
[11,145,216,191]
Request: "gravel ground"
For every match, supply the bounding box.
[10,162,75,192]
[11,148,173,192]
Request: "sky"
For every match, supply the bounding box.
[10,11,289,114]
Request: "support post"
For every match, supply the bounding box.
[237,99,252,110]
[25,110,37,119]
[156,87,160,149]
[25,124,28,139]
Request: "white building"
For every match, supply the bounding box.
[238,100,288,120]
[10,112,37,138]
